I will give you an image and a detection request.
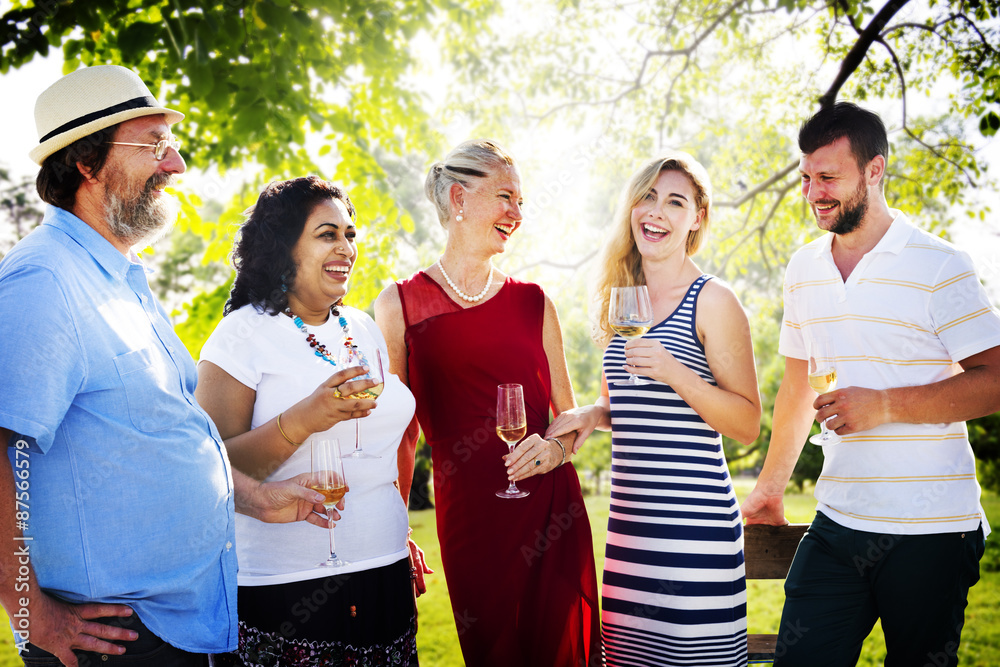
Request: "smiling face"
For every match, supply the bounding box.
[456,165,523,254]
[286,197,357,317]
[100,114,185,247]
[630,169,704,260]
[800,136,874,235]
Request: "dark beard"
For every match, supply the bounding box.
[827,179,868,235]
[103,167,178,248]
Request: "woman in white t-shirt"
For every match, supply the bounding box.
[196,176,423,666]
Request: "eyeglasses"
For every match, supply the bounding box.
[107,137,181,161]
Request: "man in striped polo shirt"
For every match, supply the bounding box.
[742,101,1000,666]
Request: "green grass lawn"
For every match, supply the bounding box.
[0,482,997,665]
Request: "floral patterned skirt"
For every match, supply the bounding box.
[215,558,418,667]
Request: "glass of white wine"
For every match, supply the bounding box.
[609,285,655,386]
[310,438,350,567]
[807,338,841,446]
[495,383,530,499]
[339,346,384,459]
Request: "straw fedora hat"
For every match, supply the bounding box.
[29,65,184,165]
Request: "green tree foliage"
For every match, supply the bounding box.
[0,165,43,258]
[0,0,496,351]
[969,411,1000,493]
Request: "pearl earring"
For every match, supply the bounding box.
[456,209,464,222]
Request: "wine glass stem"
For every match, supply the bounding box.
[328,512,338,561]
[355,419,361,453]
[507,444,520,492]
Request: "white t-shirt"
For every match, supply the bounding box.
[779,210,999,536]
[200,304,416,585]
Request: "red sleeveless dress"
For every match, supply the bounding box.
[398,272,601,666]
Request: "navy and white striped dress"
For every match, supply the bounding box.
[601,275,747,667]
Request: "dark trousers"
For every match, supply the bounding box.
[773,511,984,667]
[20,612,209,666]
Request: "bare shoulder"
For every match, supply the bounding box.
[374,283,402,320]
[699,277,746,318]
[697,278,751,346]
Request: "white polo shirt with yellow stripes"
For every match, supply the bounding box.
[779,209,999,536]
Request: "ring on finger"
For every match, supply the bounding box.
[534,459,541,466]
[333,386,342,398]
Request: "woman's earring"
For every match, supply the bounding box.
[456,209,464,222]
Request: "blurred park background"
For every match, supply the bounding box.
[0,0,998,661]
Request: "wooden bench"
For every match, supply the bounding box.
[744,523,810,663]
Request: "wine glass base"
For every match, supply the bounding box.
[317,557,350,568]
[614,376,650,386]
[347,450,380,459]
[496,488,530,499]
[809,433,841,446]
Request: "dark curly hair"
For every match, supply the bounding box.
[226,176,356,316]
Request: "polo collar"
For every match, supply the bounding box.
[42,205,141,283]
[870,209,912,256]
[809,208,912,260]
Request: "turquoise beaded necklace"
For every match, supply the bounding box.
[285,306,354,367]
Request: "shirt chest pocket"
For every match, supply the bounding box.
[112,347,186,432]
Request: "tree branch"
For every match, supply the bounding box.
[715,160,799,208]
[646,0,751,59]
[509,248,601,275]
[817,0,913,108]
[715,178,798,275]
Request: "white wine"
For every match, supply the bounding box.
[349,383,384,401]
[310,483,348,508]
[808,367,837,394]
[611,324,650,340]
[497,424,527,444]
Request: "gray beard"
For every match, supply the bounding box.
[104,179,179,249]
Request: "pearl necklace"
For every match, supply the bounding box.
[285,306,354,367]
[436,259,494,303]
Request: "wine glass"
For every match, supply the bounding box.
[495,383,530,499]
[609,285,655,385]
[339,345,384,459]
[807,338,841,446]
[310,438,350,567]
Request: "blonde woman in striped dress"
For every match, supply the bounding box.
[547,152,762,666]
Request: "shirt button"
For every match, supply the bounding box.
[226,541,233,550]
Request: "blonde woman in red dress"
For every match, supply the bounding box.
[375,140,602,666]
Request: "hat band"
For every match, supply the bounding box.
[38,95,160,144]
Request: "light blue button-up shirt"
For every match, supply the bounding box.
[0,206,237,652]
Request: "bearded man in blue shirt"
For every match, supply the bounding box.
[0,66,370,666]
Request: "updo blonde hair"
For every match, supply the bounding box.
[593,151,713,346]
[425,139,517,227]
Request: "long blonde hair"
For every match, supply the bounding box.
[593,151,713,346]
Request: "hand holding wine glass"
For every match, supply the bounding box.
[807,338,841,446]
[495,383,530,499]
[339,345,385,459]
[610,285,654,385]
[310,438,350,567]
